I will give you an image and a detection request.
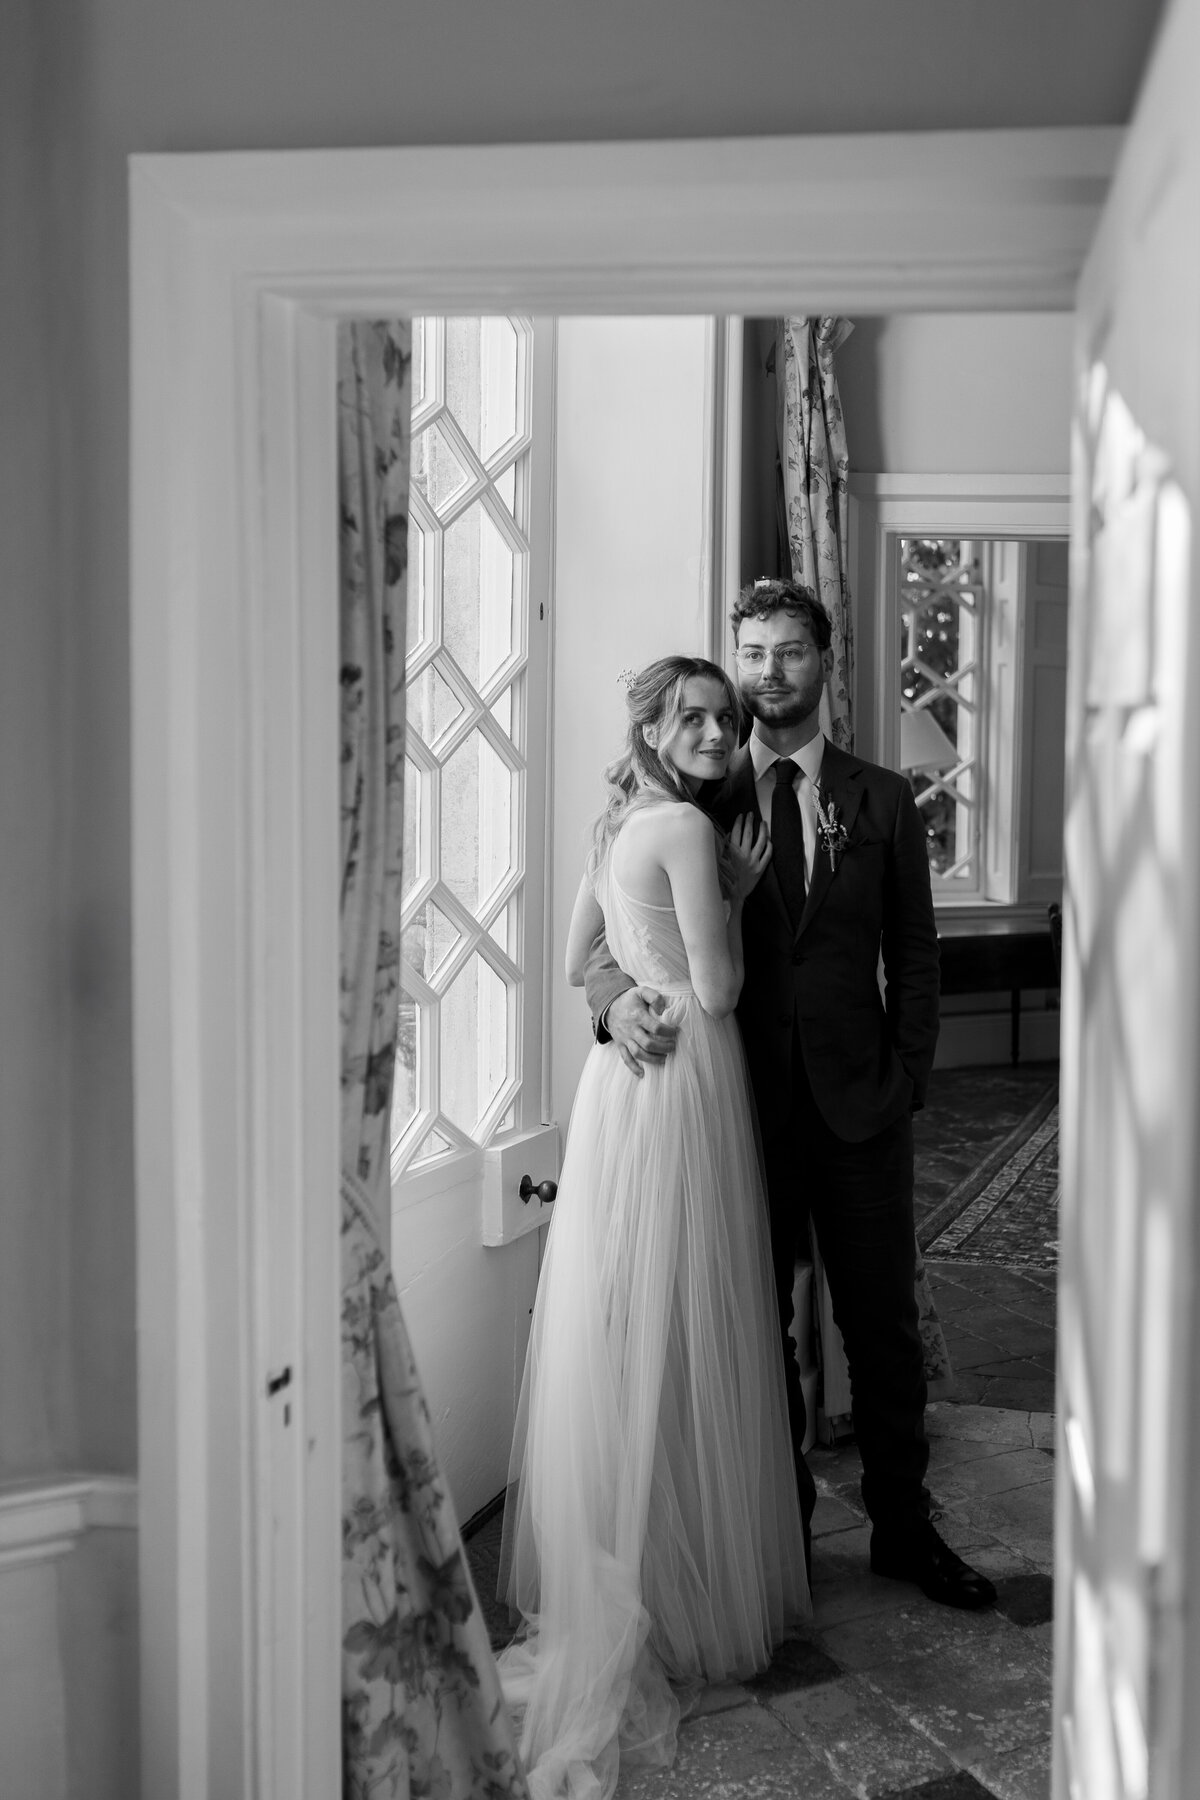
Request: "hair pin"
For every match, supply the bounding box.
[616,668,637,690]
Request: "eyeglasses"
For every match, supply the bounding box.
[734,644,817,670]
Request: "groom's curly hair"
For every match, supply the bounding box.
[731,579,832,651]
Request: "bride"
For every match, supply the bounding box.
[497,655,810,1800]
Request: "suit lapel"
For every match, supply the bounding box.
[798,743,866,937]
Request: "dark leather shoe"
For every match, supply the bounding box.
[870,1521,997,1610]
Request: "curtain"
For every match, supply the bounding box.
[775,316,953,1420]
[338,319,529,1800]
[775,315,855,751]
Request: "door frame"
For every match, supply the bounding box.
[129,125,1119,1799]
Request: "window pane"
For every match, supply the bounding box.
[898,537,984,887]
[480,317,520,461]
[402,896,462,983]
[392,996,421,1141]
[444,502,515,686]
[441,730,515,915]
[407,659,464,750]
[439,952,512,1134]
[402,756,429,904]
[411,420,471,516]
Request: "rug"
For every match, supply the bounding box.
[918,1082,1060,1273]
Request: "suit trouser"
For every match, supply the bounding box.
[761,1043,931,1538]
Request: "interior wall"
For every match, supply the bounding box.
[837,314,1075,475]
[1,0,80,1478]
[549,317,713,1125]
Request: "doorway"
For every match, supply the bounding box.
[130,127,1135,1798]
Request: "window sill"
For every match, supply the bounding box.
[934,898,1056,932]
[392,1145,483,1209]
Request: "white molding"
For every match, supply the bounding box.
[0,1477,138,1572]
[713,316,744,660]
[130,128,1118,316]
[128,127,1116,1800]
[851,473,1071,501]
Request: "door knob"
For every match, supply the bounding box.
[518,1174,558,1204]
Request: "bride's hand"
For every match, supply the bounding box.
[728,813,772,898]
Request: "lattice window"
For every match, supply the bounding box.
[898,538,985,889]
[392,317,532,1171]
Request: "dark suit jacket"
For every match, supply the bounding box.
[584,740,940,1145]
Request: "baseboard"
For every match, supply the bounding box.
[0,1476,138,1572]
[461,1489,507,1541]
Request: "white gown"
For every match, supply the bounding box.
[497,806,810,1800]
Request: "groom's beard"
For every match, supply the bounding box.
[741,673,824,729]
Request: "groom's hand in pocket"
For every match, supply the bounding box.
[604,987,678,1078]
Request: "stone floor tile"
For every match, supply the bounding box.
[811,1491,865,1537]
[745,1635,843,1697]
[970,1482,1059,1537]
[966,1731,1053,1800]
[613,1698,846,1799]
[933,1260,1046,1298]
[682,1680,755,1720]
[947,1540,1044,1584]
[928,1435,1024,1473]
[969,1375,1056,1415]
[815,1595,1010,1675]
[969,1356,1055,1385]
[926,1405,1043,1447]
[811,1567,920,1631]
[943,1330,1017,1372]
[877,1773,1000,1800]
[768,1672,958,1795]
[935,1446,1054,1500]
[991,1572,1055,1628]
[862,1633,1053,1766]
[1027,1414,1055,1452]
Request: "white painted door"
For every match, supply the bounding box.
[390,315,558,1524]
[1055,3,1200,1795]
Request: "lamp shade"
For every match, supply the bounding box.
[899,707,959,772]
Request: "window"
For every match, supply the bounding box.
[898,537,984,890]
[391,316,548,1173]
[895,533,1068,907]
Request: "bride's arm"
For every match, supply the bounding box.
[660,810,745,1018]
[565,876,605,986]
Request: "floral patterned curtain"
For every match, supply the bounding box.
[775,316,951,1412]
[338,320,529,1800]
[776,316,855,751]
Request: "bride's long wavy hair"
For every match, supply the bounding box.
[588,655,743,888]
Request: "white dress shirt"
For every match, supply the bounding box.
[748,731,826,885]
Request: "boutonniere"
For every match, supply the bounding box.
[813,789,849,872]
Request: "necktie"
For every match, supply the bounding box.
[771,759,808,926]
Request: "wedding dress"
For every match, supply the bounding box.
[497,806,810,1800]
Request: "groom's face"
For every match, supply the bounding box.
[735,610,830,729]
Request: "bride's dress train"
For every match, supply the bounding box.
[497,813,810,1800]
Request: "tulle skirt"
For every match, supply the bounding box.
[497,995,810,1800]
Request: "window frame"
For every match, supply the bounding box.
[850,474,1071,920]
[390,314,555,1190]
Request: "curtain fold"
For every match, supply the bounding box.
[775,315,855,751]
[338,319,529,1800]
[775,316,952,1417]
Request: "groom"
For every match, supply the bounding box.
[585,579,996,1610]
